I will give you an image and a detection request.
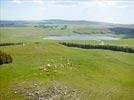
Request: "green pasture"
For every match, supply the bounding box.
[0,26,134,100]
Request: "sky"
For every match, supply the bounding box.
[0,0,134,24]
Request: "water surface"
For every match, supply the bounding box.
[43,34,119,40]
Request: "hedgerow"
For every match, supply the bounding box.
[60,42,134,53]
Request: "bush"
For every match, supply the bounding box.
[0,50,12,65]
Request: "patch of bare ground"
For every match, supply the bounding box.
[11,82,80,100]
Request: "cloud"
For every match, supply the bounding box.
[51,1,79,6]
[11,0,44,5]
[12,0,21,4]
[31,0,44,5]
[11,0,134,8]
[53,0,134,9]
[93,0,119,6]
[78,0,134,9]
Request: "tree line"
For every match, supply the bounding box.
[0,43,23,47]
[60,42,134,53]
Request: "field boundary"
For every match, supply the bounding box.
[60,42,134,53]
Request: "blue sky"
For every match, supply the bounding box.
[0,0,134,24]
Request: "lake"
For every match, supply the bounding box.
[43,34,119,40]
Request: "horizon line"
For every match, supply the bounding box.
[0,19,134,25]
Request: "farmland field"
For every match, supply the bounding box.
[0,26,134,100]
[1,0,134,99]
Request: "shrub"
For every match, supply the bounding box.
[0,50,12,65]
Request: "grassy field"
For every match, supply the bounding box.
[0,27,134,100]
[0,26,125,43]
[64,39,134,48]
[0,27,74,43]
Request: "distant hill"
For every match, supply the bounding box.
[41,19,105,25]
[0,20,133,38]
[0,19,133,28]
[0,19,113,28]
[0,20,27,27]
[109,27,134,38]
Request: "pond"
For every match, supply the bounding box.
[43,34,119,40]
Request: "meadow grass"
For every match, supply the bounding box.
[0,41,134,100]
[0,26,124,43]
[0,27,74,43]
[0,27,134,100]
[64,39,134,48]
